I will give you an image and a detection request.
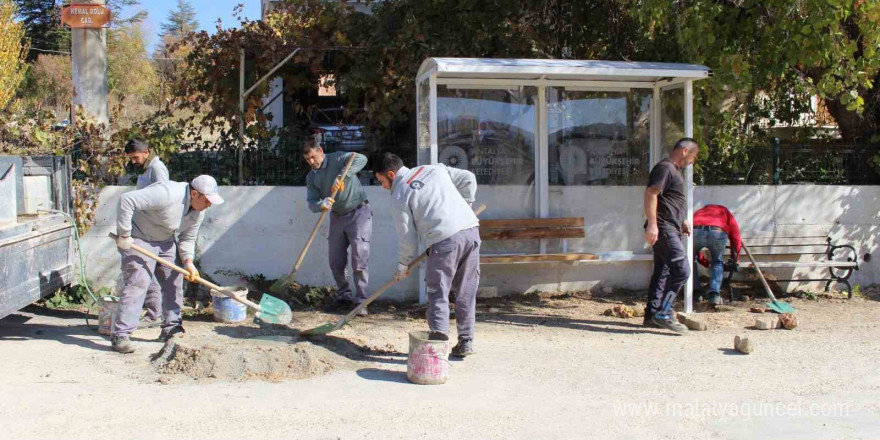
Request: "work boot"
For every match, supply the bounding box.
[111,335,135,354]
[451,339,474,358]
[650,315,689,334]
[428,331,449,341]
[356,307,368,317]
[708,292,723,306]
[158,326,185,343]
[139,316,161,329]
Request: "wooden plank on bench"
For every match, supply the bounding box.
[481,228,585,240]
[481,217,584,229]
[739,261,858,268]
[480,253,599,264]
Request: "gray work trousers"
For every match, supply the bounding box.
[425,227,481,341]
[143,278,162,321]
[329,202,372,304]
[114,238,183,337]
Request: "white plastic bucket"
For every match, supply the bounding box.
[406,331,451,385]
[97,296,118,335]
[211,286,249,323]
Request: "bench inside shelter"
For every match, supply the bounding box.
[478,217,598,264]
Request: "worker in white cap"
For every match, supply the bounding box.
[112,175,224,353]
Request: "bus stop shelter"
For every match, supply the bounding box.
[415,58,711,312]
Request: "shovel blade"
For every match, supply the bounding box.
[300,322,336,337]
[269,272,296,294]
[255,293,293,324]
[766,300,796,314]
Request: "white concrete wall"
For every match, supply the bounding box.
[80,185,880,301]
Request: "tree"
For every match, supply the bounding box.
[630,0,880,141]
[160,0,199,41]
[14,0,62,60]
[107,23,159,122]
[21,54,70,114]
[0,0,28,110]
[154,0,199,102]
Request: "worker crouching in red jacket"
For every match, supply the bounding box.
[693,204,742,305]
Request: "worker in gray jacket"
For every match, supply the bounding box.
[303,140,371,314]
[112,175,223,353]
[125,138,170,329]
[373,153,480,358]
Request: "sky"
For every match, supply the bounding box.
[119,0,261,53]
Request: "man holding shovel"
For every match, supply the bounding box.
[373,153,481,358]
[643,138,699,333]
[303,140,372,315]
[112,175,223,353]
[124,138,169,329]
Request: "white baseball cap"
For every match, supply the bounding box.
[191,175,224,205]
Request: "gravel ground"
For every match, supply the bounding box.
[1,292,879,440]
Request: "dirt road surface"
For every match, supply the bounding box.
[1,294,879,439]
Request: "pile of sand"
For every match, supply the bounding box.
[151,327,364,382]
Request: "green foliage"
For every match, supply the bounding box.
[0,0,28,110]
[629,0,880,140]
[112,110,184,161]
[44,284,110,308]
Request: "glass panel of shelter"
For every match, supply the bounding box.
[435,85,539,255]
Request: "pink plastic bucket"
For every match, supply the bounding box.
[406,331,451,385]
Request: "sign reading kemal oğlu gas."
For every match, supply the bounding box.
[61,4,111,28]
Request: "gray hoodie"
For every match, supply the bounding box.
[136,156,169,189]
[117,180,205,262]
[390,164,479,265]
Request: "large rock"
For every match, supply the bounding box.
[778,313,798,330]
[677,313,708,331]
[755,315,780,330]
[734,336,754,354]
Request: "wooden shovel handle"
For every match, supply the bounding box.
[109,233,262,311]
[293,152,359,272]
[742,242,780,303]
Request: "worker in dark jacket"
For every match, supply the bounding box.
[303,139,371,315]
[643,138,699,333]
[693,204,742,305]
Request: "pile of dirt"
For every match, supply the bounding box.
[151,327,362,382]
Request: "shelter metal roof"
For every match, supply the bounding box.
[417,58,711,85]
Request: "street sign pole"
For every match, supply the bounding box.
[63,1,111,128]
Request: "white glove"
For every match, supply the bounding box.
[116,235,133,250]
[393,263,409,282]
[184,260,200,282]
[320,197,335,212]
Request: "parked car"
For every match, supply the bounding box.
[309,107,367,152]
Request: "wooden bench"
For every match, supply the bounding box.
[479,217,598,264]
[714,234,860,299]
